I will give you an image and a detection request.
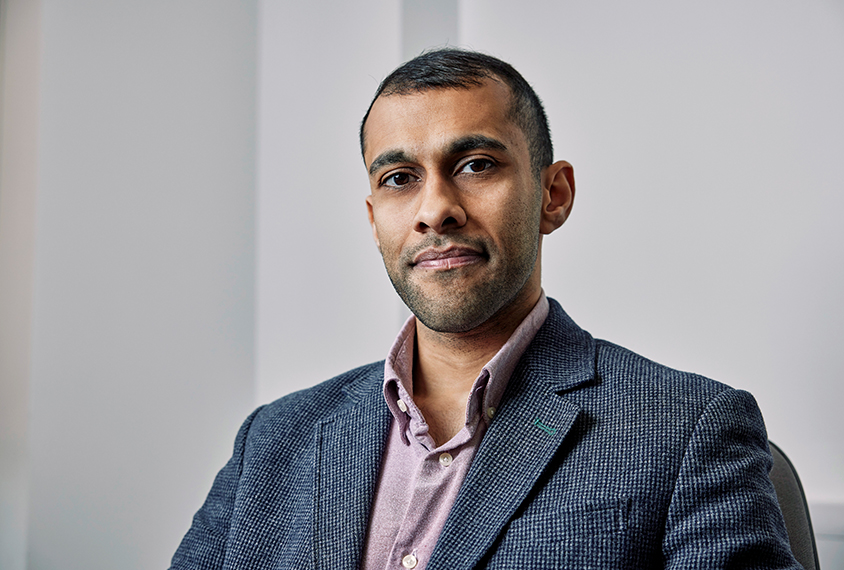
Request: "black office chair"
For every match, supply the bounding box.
[768,440,821,570]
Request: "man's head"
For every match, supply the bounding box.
[362,50,574,335]
[360,48,553,177]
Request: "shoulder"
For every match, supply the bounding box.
[594,338,729,397]
[538,298,735,410]
[579,339,772,475]
[244,361,385,443]
[592,338,746,425]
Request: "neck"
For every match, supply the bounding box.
[412,282,541,402]
[409,272,542,446]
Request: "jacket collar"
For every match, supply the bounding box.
[520,297,597,393]
[428,298,597,570]
[314,366,390,570]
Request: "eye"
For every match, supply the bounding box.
[382,171,416,188]
[458,159,494,174]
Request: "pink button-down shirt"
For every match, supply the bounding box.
[361,293,549,570]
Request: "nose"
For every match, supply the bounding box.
[413,175,467,234]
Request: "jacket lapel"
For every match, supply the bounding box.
[312,371,392,570]
[428,300,597,570]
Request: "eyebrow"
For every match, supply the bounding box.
[368,150,415,176]
[445,135,508,157]
[368,135,509,177]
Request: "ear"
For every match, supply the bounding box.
[365,195,381,249]
[539,160,575,235]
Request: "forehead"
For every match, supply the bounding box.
[363,79,526,166]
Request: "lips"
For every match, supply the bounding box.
[411,246,485,270]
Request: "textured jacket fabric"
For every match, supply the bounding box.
[170,299,800,569]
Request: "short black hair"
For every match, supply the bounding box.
[360,48,553,175]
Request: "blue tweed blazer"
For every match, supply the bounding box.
[171,299,800,569]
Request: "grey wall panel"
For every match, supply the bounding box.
[255,0,402,403]
[0,1,41,569]
[402,0,459,59]
[26,1,257,568]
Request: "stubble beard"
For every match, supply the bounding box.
[383,219,541,334]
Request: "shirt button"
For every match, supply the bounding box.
[439,452,453,467]
[486,407,496,419]
[402,553,418,568]
[397,399,408,413]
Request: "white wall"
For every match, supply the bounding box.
[0,1,259,568]
[0,1,40,568]
[255,0,403,403]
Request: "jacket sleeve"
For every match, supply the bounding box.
[169,406,264,570]
[662,388,802,569]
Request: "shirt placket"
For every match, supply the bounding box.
[384,387,486,570]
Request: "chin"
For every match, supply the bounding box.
[404,291,505,334]
[414,312,486,334]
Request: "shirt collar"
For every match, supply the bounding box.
[382,292,550,444]
[477,291,549,423]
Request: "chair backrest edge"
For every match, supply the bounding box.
[768,440,821,570]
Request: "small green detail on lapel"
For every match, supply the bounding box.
[533,418,557,435]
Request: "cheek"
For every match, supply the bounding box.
[499,201,542,263]
[372,218,403,260]
[371,200,415,251]
[491,190,541,241]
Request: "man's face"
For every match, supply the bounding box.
[363,79,545,333]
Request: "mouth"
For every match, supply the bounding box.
[411,246,485,270]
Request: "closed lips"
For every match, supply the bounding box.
[413,247,484,269]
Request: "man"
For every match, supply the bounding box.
[171,49,800,569]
